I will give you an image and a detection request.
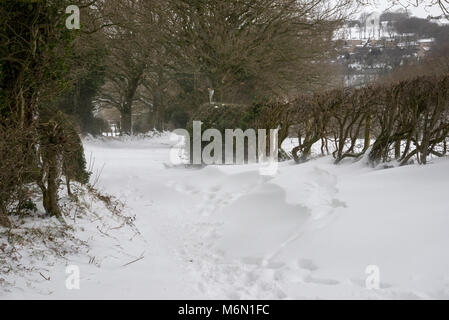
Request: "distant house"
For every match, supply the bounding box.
[364,12,381,39]
[417,38,435,58]
[427,15,449,26]
[417,38,435,45]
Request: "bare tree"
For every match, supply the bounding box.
[168,0,352,105]
[96,0,170,134]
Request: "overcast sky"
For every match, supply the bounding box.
[367,1,444,18]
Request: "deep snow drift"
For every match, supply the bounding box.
[2,133,449,299]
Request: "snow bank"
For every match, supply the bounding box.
[210,156,449,298]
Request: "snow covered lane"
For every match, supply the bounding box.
[7,134,448,299]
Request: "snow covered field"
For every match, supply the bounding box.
[2,133,449,299]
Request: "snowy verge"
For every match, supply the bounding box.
[0,182,145,298]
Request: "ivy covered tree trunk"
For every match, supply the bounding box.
[38,140,63,219]
[37,112,74,220]
[43,150,62,218]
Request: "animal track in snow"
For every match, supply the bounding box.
[304,275,340,286]
[303,167,346,220]
[297,258,319,271]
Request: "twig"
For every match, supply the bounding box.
[39,272,50,281]
[121,255,144,267]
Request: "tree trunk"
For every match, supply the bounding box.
[153,89,164,131]
[0,206,11,228]
[363,114,371,152]
[301,145,312,162]
[120,107,132,135]
[394,140,401,160]
[42,151,62,218]
[421,133,429,165]
[121,69,144,135]
[66,176,72,196]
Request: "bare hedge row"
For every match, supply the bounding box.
[288,74,449,165]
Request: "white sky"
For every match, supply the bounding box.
[367,0,445,18]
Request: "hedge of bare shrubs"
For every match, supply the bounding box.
[290,74,449,165]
